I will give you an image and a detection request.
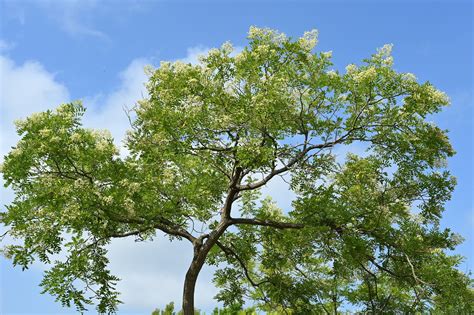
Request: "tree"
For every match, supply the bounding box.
[152,302,177,315]
[1,27,473,314]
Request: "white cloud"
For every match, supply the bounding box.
[179,46,212,65]
[0,55,70,165]
[260,174,295,213]
[82,58,149,154]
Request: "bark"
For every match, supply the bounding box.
[182,256,203,315]
[182,221,231,314]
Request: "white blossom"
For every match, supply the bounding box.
[70,133,82,142]
[327,70,338,79]
[345,64,358,74]
[221,41,233,55]
[354,67,377,82]
[377,43,393,57]
[402,72,417,82]
[39,128,51,137]
[299,29,318,50]
[321,50,332,58]
[383,55,394,66]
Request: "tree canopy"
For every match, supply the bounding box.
[1,27,473,314]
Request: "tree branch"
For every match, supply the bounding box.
[215,240,271,305]
[236,132,353,191]
[105,219,196,243]
[216,241,268,288]
[404,253,431,286]
[230,217,304,229]
[101,209,196,243]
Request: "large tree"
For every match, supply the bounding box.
[1,27,472,314]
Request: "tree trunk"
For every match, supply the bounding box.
[182,257,203,315]
[181,185,237,314]
[182,240,211,315]
[181,224,230,314]
[182,269,196,314]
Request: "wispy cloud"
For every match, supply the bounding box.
[60,17,108,40]
[42,0,108,40]
[4,0,109,40]
[0,40,15,52]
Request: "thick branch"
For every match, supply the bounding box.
[221,167,243,220]
[154,220,196,242]
[230,217,304,229]
[104,212,196,243]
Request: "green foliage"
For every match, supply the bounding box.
[1,27,472,314]
[152,303,257,315]
[152,301,177,315]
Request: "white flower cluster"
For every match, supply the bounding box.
[427,86,450,104]
[124,198,136,216]
[56,103,77,120]
[353,66,377,83]
[248,26,287,44]
[299,29,318,50]
[50,136,61,143]
[382,56,394,66]
[234,51,246,64]
[95,139,111,153]
[9,147,22,157]
[345,64,358,74]
[102,195,114,205]
[248,26,262,38]
[144,65,155,77]
[321,51,332,59]
[119,179,140,193]
[173,61,191,73]
[377,44,393,57]
[373,44,394,66]
[327,70,338,79]
[207,48,221,59]
[221,41,234,55]
[73,178,88,189]
[255,44,271,55]
[402,72,417,82]
[70,132,82,142]
[159,61,171,71]
[92,129,112,139]
[39,128,51,137]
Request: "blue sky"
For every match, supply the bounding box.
[0,0,472,314]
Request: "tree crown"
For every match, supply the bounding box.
[1,27,472,313]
